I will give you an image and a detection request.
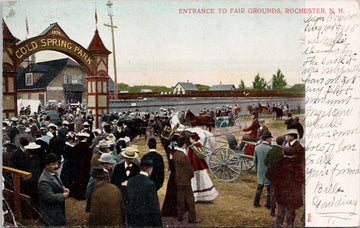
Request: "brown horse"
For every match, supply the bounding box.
[270,107,283,120]
[185,110,215,132]
[247,104,271,114]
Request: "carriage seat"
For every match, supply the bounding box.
[224,134,242,153]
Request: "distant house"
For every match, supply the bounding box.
[173,82,198,94]
[291,83,305,90]
[210,84,236,91]
[16,58,87,105]
[141,89,152,93]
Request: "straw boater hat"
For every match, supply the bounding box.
[106,133,116,142]
[63,120,70,125]
[83,121,90,126]
[121,147,138,159]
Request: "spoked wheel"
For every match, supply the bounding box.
[239,154,255,171]
[235,118,246,129]
[208,148,242,182]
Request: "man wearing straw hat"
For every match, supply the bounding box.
[111,147,140,200]
[285,129,304,167]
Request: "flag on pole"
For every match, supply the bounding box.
[26,17,29,35]
[95,7,98,25]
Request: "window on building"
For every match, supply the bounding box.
[78,76,83,84]
[64,74,69,84]
[25,73,33,86]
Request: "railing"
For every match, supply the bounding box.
[3,166,32,218]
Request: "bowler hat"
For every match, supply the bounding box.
[91,167,109,179]
[121,147,138,159]
[44,153,59,165]
[140,157,154,167]
[261,131,273,139]
[147,138,157,148]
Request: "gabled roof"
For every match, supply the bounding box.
[88,29,111,54]
[175,82,198,91]
[210,84,236,91]
[16,58,79,90]
[109,77,115,93]
[2,19,20,42]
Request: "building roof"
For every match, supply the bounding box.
[88,29,111,54]
[2,19,20,42]
[109,77,115,93]
[210,84,236,91]
[63,84,86,92]
[175,82,198,91]
[17,58,80,90]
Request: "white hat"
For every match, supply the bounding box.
[96,140,110,149]
[285,129,299,135]
[48,123,57,129]
[77,132,90,137]
[25,128,31,133]
[98,153,115,164]
[83,121,90,126]
[63,120,70,125]
[24,142,41,150]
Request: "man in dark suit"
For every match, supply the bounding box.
[173,137,201,224]
[126,158,162,227]
[38,153,70,226]
[56,121,70,159]
[141,137,164,191]
[111,147,140,200]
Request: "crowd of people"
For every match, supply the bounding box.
[2,103,304,227]
[239,111,305,227]
[2,105,220,227]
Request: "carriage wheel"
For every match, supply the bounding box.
[208,148,242,182]
[239,155,255,171]
[235,118,246,129]
[220,119,229,128]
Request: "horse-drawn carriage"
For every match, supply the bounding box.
[159,111,256,182]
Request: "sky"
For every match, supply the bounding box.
[2,0,305,87]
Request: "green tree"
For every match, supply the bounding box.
[195,84,210,91]
[252,74,267,91]
[238,80,246,91]
[272,69,287,91]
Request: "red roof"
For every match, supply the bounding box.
[2,19,19,42]
[88,29,111,54]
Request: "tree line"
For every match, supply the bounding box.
[117,69,304,95]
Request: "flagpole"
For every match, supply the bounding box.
[104,1,118,99]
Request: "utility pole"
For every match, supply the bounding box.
[104,0,118,98]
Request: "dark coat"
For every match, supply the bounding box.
[266,158,305,209]
[73,141,92,200]
[38,169,66,226]
[89,183,124,227]
[111,162,140,198]
[57,127,69,157]
[9,147,28,172]
[35,138,49,169]
[49,132,57,156]
[127,174,163,227]
[264,145,284,169]
[172,148,194,187]
[290,140,305,167]
[60,143,76,193]
[142,150,165,191]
